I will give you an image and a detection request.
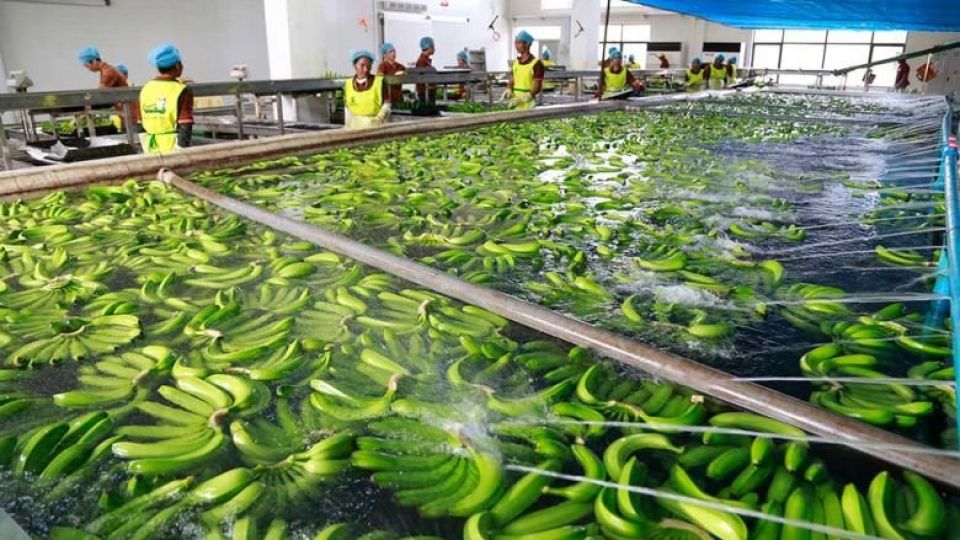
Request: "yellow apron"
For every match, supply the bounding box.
[511,57,538,111]
[139,79,186,154]
[685,68,704,92]
[602,66,629,97]
[542,59,556,90]
[344,76,384,129]
[708,64,727,90]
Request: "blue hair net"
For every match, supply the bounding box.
[456,49,469,62]
[691,57,702,65]
[116,64,128,75]
[628,54,635,61]
[515,30,534,44]
[729,57,737,64]
[350,49,375,64]
[715,54,725,62]
[77,45,100,64]
[420,36,434,50]
[148,44,181,70]
[542,48,552,60]
[380,42,395,56]
[609,48,622,60]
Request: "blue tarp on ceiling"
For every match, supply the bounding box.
[624,0,960,31]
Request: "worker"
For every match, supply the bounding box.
[595,48,645,99]
[542,48,556,91]
[456,49,470,69]
[657,54,670,69]
[626,54,640,70]
[139,43,193,154]
[77,45,128,89]
[414,36,437,106]
[454,49,471,99]
[894,59,910,91]
[343,49,390,130]
[725,57,738,87]
[685,58,705,92]
[705,54,727,90]
[501,30,543,110]
[78,45,134,133]
[116,64,132,85]
[377,42,405,105]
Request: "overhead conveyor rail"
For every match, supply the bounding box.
[1,91,957,487]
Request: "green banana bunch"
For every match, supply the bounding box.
[54,345,175,407]
[3,410,119,480]
[7,313,141,367]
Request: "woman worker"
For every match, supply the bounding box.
[706,54,727,90]
[685,58,705,92]
[725,57,738,87]
[344,49,390,129]
[541,48,556,91]
[376,42,405,106]
[501,31,544,110]
[594,48,645,99]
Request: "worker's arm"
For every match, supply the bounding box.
[626,70,645,90]
[529,60,544,97]
[177,86,194,148]
[594,69,605,98]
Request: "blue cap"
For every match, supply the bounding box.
[351,49,375,64]
[149,43,181,70]
[77,45,100,64]
[542,48,552,60]
[116,64,128,75]
[515,30,534,44]
[609,48,622,60]
[729,57,737,64]
[456,49,469,62]
[692,57,702,65]
[380,42,395,56]
[715,54,725,62]
[420,36,434,50]
[628,54,635,61]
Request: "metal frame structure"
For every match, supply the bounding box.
[935,105,960,438]
[1,90,957,485]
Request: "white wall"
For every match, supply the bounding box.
[0,0,270,91]
[902,32,960,94]
[414,0,510,71]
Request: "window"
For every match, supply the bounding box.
[598,24,652,69]
[540,0,572,9]
[517,25,562,61]
[751,29,906,86]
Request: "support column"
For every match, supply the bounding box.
[263,0,378,123]
[568,0,601,70]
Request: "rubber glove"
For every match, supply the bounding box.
[500,89,513,102]
[515,92,532,104]
[374,104,390,126]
